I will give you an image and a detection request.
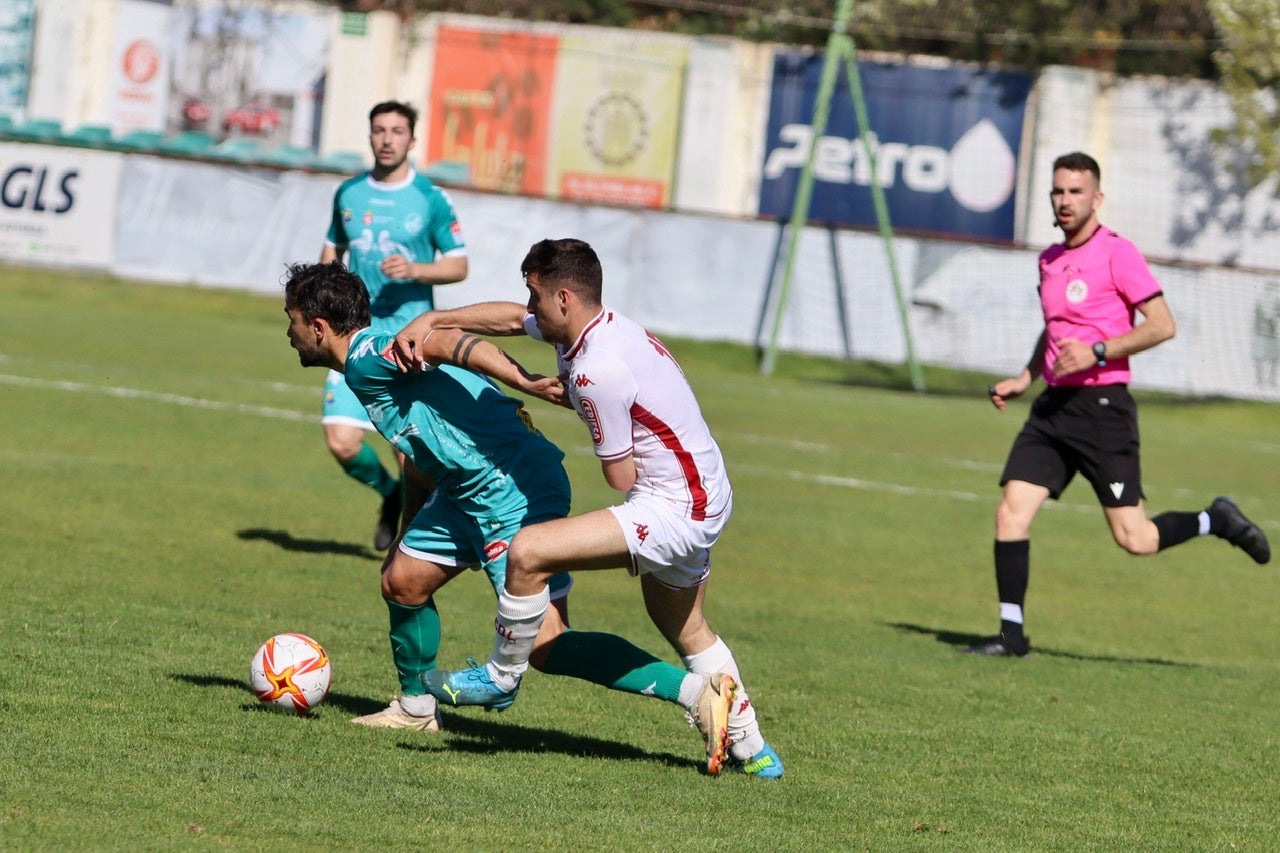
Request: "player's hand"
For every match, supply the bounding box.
[522,374,567,406]
[987,374,1031,411]
[1050,337,1093,378]
[381,254,416,281]
[391,314,439,372]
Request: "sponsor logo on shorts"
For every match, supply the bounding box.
[1109,482,1125,499]
[483,540,509,562]
[633,522,649,544]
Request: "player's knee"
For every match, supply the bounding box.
[1109,522,1158,556]
[507,530,553,581]
[324,430,362,462]
[380,566,429,607]
[995,501,1033,539]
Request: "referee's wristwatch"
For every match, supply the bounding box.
[1092,341,1107,367]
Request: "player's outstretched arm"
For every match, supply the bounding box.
[392,302,529,371]
[415,327,565,405]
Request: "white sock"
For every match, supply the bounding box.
[676,673,707,710]
[487,586,549,691]
[398,693,438,717]
[682,636,765,762]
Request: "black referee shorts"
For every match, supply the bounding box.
[1000,384,1144,507]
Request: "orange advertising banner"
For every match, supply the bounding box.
[425,26,559,195]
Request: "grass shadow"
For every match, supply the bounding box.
[398,713,700,771]
[236,527,380,560]
[169,672,389,717]
[886,621,1200,667]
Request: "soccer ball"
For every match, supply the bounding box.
[250,633,332,714]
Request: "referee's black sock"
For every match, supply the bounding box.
[1152,511,1202,551]
[994,539,1030,641]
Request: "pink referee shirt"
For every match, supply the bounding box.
[1038,226,1163,387]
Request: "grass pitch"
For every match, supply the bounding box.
[1,265,1278,850]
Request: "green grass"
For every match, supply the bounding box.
[1,264,1278,850]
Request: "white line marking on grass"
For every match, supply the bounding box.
[0,373,315,423]
[8,370,1276,526]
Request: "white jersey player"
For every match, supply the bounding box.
[393,238,784,779]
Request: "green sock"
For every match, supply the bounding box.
[342,442,398,497]
[540,629,684,704]
[386,598,441,695]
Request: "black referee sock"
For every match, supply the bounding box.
[1152,511,1202,551]
[994,539,1030,641]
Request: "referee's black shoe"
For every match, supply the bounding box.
[1210,496,1271,565]
[961,633,1031,657]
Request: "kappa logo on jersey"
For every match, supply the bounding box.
[573,373,594,387]
[483,540,510,562]
[1066,279,1088,303]
[633,522,649,544]
[579,396,604,445]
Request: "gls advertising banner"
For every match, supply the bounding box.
[759,52,1033,241]
[0,143,122,268]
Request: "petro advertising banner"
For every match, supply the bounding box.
[0,142,121,267]
[760,52,1033,241]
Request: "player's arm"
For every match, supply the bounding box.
[989,331,1045,411]
[1107,294,1176,357]
[601,455,637,492]
[413,327,565,405]
[380,253,468,285]
[392,302,529,370]
[320,243,342,264]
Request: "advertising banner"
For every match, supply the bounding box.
[0,0,34,118]
[545,32,687,209]
[425,25,560,195]
[760,53,1033,241]
[0,142,122,267]
[110,0,172,133]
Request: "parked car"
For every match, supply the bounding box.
[223,102,280,135]
[182,97,211,129]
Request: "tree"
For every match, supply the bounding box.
[1210,0,1280,188]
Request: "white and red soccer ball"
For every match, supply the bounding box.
[250,633,332,714]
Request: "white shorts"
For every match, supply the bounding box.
[607,490,732,589]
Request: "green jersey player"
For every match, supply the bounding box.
[283,260,740,765]
[319,101,468,551]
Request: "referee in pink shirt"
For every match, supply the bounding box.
[966,152,1270,657]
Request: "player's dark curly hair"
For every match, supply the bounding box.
[283,261,371,334]
[520,238,604,304]
[369,100,418,135]
[1053,151,1101,184]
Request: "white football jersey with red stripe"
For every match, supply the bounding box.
[554,307,731,521]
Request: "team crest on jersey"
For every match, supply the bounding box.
[363,210,374,226]
[579,396,604,445]
[366,403,386,425]
[404,212,424,236]
[1066,278,1088,303]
